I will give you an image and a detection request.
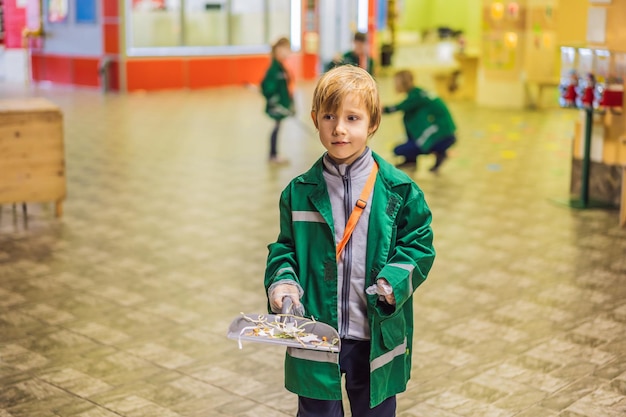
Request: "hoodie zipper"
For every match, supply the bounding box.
[326,149,369,339]
[340,165,352,338]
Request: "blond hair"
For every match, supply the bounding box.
[394,70,415,93]
[311,66,381,135]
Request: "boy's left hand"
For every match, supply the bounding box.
[366,279,396,305]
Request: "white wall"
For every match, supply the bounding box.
[0,48,28,83]
[319,0,360,69]
[42,0,103,56]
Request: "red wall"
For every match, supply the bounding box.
[126,55,272,92]
[30,54,103,87]
[4,0,27,49]
[124,0,314,91]
[24,0,320,91]
[103,0,119,54]
[30,0,120,90]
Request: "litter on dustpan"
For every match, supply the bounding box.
[227,297,340,353]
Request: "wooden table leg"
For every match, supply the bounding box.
[619,166,626,227]
[55,200,63,218]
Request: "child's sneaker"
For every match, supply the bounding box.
[395,160,417,170]
[269,156,290,165]
[429,152,447,173]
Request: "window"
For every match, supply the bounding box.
[184,0,227,46]
[127,0,298,56]
[267,0,290,47]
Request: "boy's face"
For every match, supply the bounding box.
[354,40,366,56]
[311,93,376,165]
[275,45,291,62]
[394,77,404,93]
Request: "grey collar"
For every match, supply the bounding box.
[322,147,373,178]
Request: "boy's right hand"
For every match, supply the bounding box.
[269,283,303,314]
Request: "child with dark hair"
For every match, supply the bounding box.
[326,32,375,75]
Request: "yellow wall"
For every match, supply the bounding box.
[397,1,429,32]
[555,0,587,45]
[398,0,482,49]
[397,0,586,50]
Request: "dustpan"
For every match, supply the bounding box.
[227,297,340,353]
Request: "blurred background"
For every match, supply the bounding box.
[1,1,626,416]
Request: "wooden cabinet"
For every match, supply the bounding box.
[622,165,626,227]
[0,98,66,217]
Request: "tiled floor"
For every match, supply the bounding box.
[1,74,625,417]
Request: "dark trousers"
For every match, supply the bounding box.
[270,119,281,158]
[394,135,456,163]
[297,339,396,417]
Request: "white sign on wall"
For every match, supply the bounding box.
[587,7,607,44]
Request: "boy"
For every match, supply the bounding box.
[264,66,435,417]
[326,32,375,75]
[383,70,456,172]
[261,37,295,164]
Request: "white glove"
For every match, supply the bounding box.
[366,278,395,305]
[268,282,304,314]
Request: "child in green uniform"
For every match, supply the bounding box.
[261,37,295,164]
[264,65,435,416]
[383,70,457,172]
[326,32,375,75]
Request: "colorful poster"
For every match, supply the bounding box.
[586,7,607,43]
[484,33,517,71]
[76,0,96,23]
[48,0,68,23]
[491,2,504,20]
[132,0,166,11]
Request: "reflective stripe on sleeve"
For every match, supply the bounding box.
[386,263,415,293]
[287,347,339,364]
[292,211,326,223]
[370,338,407,372]
[276,267,295,277]
[416,125,439,147]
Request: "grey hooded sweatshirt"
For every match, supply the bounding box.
[322,147,375,340]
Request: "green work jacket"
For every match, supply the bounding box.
[261,59,294,120]
[385,87,456,153]
[264,152,435,407]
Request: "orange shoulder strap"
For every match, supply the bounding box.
[336,162,379,261]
